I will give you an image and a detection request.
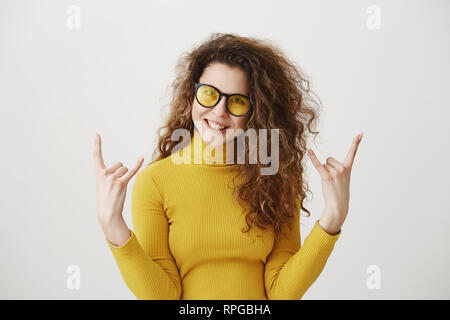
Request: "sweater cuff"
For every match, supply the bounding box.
[309,219,341,245]
[106,229,139,256]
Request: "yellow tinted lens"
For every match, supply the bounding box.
[228,95,250,116]
[197,85,219,106]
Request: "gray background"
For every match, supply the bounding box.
[0,0,449,299]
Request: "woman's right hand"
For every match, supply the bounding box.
[93,133,144,245]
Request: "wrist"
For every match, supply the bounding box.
[318,214,342,235]
[99,216,131,246]
[99,215,125,232]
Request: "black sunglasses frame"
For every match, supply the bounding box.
[194,82,253,117]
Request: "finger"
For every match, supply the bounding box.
[120,157,145,183]
[343,133,363,169]
[93,133,106,171]
[326,157,345,173]
[323,163,337,176]
[308,149,331,179]
[105,162,123,174]
[113,166,128,179]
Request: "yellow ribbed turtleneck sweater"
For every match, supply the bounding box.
[106,128,341,300]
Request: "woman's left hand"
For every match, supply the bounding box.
[308,132,364,235]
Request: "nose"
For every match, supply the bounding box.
[211,96,229,118]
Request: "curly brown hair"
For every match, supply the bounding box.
[150,33,322,242]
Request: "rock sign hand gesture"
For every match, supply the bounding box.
[308,133,364,235]
[93,133,144,246]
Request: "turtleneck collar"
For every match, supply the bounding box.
[180,127,236,166]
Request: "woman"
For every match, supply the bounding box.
[93,33,363,300]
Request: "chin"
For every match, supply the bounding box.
[196,118,227,146]
[202,130,229,147]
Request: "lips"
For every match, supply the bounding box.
[205,118,228,130]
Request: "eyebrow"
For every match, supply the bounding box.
[199,82,249,96]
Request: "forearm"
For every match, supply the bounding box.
[318,210,344,236]
[100,218,182,299]
[265,220,341,300]
[100,216,131,247]
[107,231,182,300]
[318,216,341,236]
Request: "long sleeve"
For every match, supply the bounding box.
[264,201,341,300]
[106,168,182,300]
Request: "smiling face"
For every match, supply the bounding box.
[192,62,251,147]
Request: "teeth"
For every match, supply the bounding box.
[207,119,226,130]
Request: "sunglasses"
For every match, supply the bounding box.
[194,82,252,117]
